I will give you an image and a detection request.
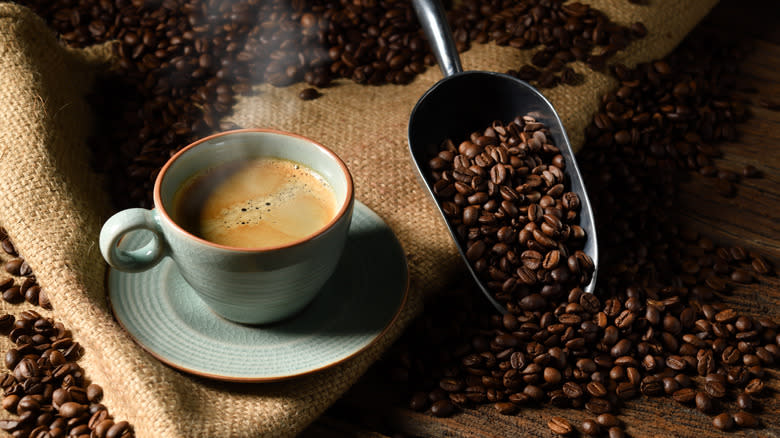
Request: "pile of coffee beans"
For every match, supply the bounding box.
[427,116,594,310]
[450,1,646,88]
[385,30,778,436]
[0,234,51,311]
[0,229,134,438]
[583,42,752,200]
[14,0,641,211]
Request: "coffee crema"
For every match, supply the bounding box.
[171,157,338,248]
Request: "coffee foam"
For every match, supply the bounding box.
[173,157,338,248]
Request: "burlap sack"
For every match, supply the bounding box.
[0,1,716,436]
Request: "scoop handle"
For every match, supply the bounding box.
[412,0,462,77]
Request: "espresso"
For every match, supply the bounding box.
[172,157,339,248]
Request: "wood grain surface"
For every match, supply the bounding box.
[304,1,780,437]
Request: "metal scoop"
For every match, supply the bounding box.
[407,0,598,312]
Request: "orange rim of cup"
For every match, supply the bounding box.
[152,128,355,252]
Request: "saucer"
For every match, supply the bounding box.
[107,201,409,382]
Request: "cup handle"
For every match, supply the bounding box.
[99,208,168,272]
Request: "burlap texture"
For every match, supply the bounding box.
[0,1,716,437]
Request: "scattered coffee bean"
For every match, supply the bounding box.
[733,411,758,428]
[742,164,761,177]
[736,393,754,411]
[0,315,14,335]
[751,255,772,275]
[596,413,620,428]
[744,378,764,396]
[731,268,753,283]
[3,259,22,276]
[494,402,518,415]
[430,399,455,417]
[548,416,573,435]
[298,88,321,101]
[695,392,714,413]
[2,287,23,304]
[87,383,104,403]
[712,413,734,431]
[1,239,16,256]
[704,381,726,399]
[581,419,600,436]
[107,420,132,438]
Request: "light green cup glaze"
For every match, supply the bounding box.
[99,129,354,325]
[107,201,408,381]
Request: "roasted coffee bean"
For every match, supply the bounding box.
[298,88,320,101]
[744,378,764,395]
[3,259,22,275]
[661,377,679,395]
[0,314,14,334]
[430,399,455,417]
[581,419,600,436]
[494,402,518,415]
[611,339,631,357]
[409,392,428,411]
[742,164,761,177]
[595,413,620,428]
[1,239,16,256]
[715,308,737,323]
[608,427,625,438]
[2,286,23,304]
[1,394,19,412]
[733,411,758,428]
[0,419,20,431]
[614,382,637,400]
[562,381,583,399]
[751,256,772,275]
[37,289,52,310]
[712,413,734,431]
[736,393,754,411]
[58,401,87,418]
[704,381,726,398]
[543,367,562,384]
[548,416,573,435]
[695,392,713,413]
[731,269,753,283]
[580,293,600,313]
[106,421,132,438]
[585,398,612,415]
[640,376,664,396]
[586,382,608,398]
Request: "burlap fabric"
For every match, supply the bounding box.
[0,1,716,436]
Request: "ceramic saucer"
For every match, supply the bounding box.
[107,201,408,382]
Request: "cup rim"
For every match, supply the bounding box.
[153,128,354,252]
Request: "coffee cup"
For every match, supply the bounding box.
[99,129,354,325]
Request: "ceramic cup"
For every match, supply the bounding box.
[99,129,354,325]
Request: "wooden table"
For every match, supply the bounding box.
[304,0,780,436]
